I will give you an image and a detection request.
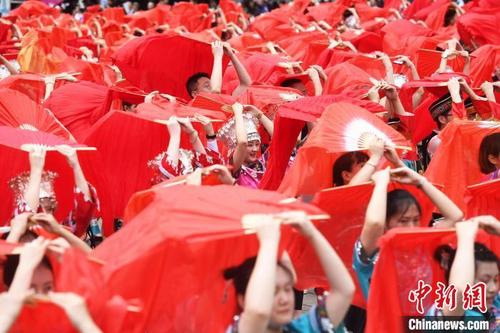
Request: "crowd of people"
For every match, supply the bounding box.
[0,0,499,332]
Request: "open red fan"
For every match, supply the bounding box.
[95,185,325,333]
[425,120,500,212]
[0,88,72,141]
[113,34,230,100]
[277,102,411,196]
[414,49,467,79]
[0,126,92,152]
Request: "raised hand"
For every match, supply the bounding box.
[55,145,79,168]
[390,167,425,186]
[211,40,224,59]
[29,145,47,172]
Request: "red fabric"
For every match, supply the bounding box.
[323,63,375,97]
[469,45,500,87]
[276,31,329,63]
[190,92,236,113]
[0,74,47,105]
[0,88,72,140]
[366,227,499,333]
[222,53,300,94]
[403,0,433,19]
[425,120,500,212]
[278,102,410,196]
[113,34,230,100]
[83,110,176,220]
[465,179,500,219]
[306,2,346,26]
[457,8,500,48]
[236,85,303,114]
[381,20,436,57]
[94,185,324,333]
[44,82,109,143]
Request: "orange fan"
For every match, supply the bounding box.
[0,88,73,141]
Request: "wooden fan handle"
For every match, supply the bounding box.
[393,145,412,151]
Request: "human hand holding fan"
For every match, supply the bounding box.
[343,119,411,152]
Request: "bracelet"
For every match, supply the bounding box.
[206,134,217,140]
[365,161,377,168]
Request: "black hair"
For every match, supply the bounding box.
[386,189,422,222]
[342,9,354,20]
[3,255,53,288]
[280,78,303,88]
[332,151,370,187]
[478,133,500,174]
[430,93,452,129]
[444,7,457,27]
[186,72,210,98]
[223,256,294,297]
[434,243,499,283]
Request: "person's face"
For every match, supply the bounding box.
[386,204,421,230]
[475,261,499,309]
[31,264,54,295]
[289,82,307,96]
[245,140,261,164]
[269,266,295,326]
[39,197,57,215]
[341,161,365,185]
[487,153,500,169]
[192,77,211,98]
[437,113,452,129]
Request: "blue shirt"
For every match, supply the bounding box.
[352,239,379,300]
[227,300,347,333]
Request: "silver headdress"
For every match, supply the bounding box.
[9,171,58,203]
[216,113,261,152]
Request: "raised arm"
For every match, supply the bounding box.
[360,168,391,256]
[48,292,103,333]
[348,138,385,186]
[442,220,478,317]
[210,41,224,94]
[231,103,248,172]
[390,167,464,227]
[0,238,49,333]
[0,54,19,75]
[238,215,281,333]
[33,213,92,254]
[287,213,355,327]
[223,43,252,97]
[177,118,207,155]
[24,146,47,212]
[56,146,90,200]
[243,105,273,137]
[165,117,182,166]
